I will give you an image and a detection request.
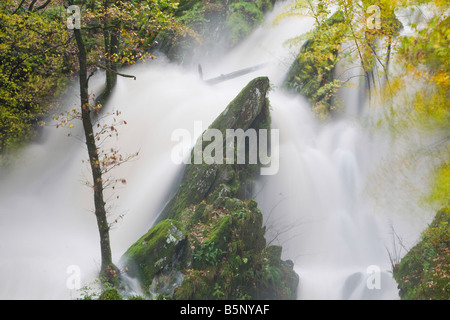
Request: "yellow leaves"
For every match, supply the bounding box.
[432,71,450,88]
[427,162,450,208]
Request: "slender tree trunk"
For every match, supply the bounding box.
[98,0,120,105]
[105,28,119,94]
[73,26,118,283]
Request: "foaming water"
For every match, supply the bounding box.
[0,1,437,299]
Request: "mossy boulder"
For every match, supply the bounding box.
[173,197,297,300]
[393,207,450,300]
[122,219,190,291]
[122,197,298,300]
[283,11,347,115]
[160,77,271,221]
[121,76,298,300]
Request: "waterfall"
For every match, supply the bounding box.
[0,1,436,299]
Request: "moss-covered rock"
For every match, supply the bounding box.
[121,76,298,300]
[160,77,271,221]
[283,11,347,116]
[122,219,190,291]
[98,287,122,300]
[393,207,450,300]
[172,197,297,300]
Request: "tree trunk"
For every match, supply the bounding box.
[105,28,119,94]
[98,0,120,106]
[73,25,118,284]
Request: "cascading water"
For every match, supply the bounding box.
[0,1,437,299]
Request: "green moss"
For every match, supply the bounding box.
[120,76,298,300]
[123,219,188,290]
[425,162,450,209]
[98,288,122,300]
[226,1,265,46]
[174,270,213,300]
[393,207,450,300]
[283,11,347,115]
[208,215,233,251]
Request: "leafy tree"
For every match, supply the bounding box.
[64,0,183,284]
[386,1,449,209]
[281,0,448,207]
[1,0,189,286]
[0,1,71,155]
[279,0,402,113]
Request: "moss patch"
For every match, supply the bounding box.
[393,207,450,300]
[283,11,347,116]
[173,198,297,300]
[122,219,189,290]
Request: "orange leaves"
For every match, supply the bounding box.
[53,109,81,129]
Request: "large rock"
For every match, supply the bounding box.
[121,77,299,300]
[159,76,271,221]
[122,219,190,290]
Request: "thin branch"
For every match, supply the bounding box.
[12,0,26,14]
[96,64,137,80]
[34,0,52,11]
[28,0,38,11]
[87,67,99,84]
[367,41,393,96]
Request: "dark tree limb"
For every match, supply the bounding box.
[12,0,26,14]
[34,0,52,11]
[28,0,38,11]
[97,64,137,80]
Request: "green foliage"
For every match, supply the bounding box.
[170,197,297,300]
[394,208,450,300]
[283,10,348,115]
[427,162,450,209]
[0,0,186,158]
[0,2,70,155]
[193,241,226,267]
[226,1,265,45]
[98,287,123,300]
[375,1,449,212]
[77,284,100,300]
[280,0,403,115]
[387,11,449,132]
[212,283,226,299]
[123,219,188,289]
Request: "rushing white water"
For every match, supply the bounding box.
[0,1,437,299]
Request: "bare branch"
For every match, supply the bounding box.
[28,0,38,11]
[96,64,137,80]
[34,0,52,11]
[12,0,26,14]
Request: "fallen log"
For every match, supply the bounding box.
[202,61,272,85]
